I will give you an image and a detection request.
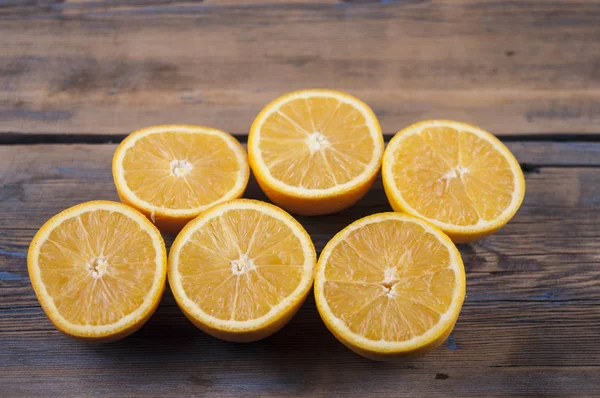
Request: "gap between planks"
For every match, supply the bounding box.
[2,132,600,146]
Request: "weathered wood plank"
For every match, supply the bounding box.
[1,142,599,381]
[0,300,599,396]
[506,141,600,167]
[1,142,599,396]
[1,0,600,136]
[1,142,599,294]
[1,363,598,397]
[1,288,600,393]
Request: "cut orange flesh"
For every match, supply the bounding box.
[382,120,525,242]
[27,201,167,342]
[113,125,249,233]
[168,199,316,342]
[248,89,384,215]
[314,213,465,361]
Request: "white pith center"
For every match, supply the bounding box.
[87,256,108,279]
[381,267,399,297]
[170,159,193,177]
[441,165,470,181]
[306,132,331,154]
[230,253,256,275]
[439,165,470,193]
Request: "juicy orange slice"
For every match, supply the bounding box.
[315,213,465,361]
[113,125,249,233]
[382,120,526,242]
[27,201,167,342]
[168,199,316,342]
[248,89,384,215]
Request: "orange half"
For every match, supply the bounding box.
[315,212,465,361]
[168,199,316,342]
[248,89,384,215]
[28,201,167,342]
[383,120,525,242]
[113,125,249,233]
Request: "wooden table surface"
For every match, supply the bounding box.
[1,1,599,397]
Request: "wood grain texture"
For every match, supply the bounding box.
[1,0,600,135]
[0,142,599,397]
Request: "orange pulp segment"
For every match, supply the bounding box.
[168,199,316,342]
[248,89,384,215]
[113,125,249,233]
[315,212,465,360]
[383,120,525,242]
[28,201,167,342]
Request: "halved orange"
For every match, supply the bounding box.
[383,120,526,242]
[27,201,167,342]
[168,199,316,342]
[315,212,465,361]
[113,125,249,233]
[248,89,384,215]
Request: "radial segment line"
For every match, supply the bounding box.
[45,238,89,263]
[189,239,233,263]
[299,157,313,188]
[304,98,317,133]
[258,263,304,268]
[181,176,197,203]
[262,151,301,170]
[329,147,368,167]
[343,240,385,272]
[219,217,243,256]
[449,177,482,221]
[250,233,293,262]
[201,274,235,301]
[254,270,282,299]
[320,101,342,134]
[343,293,384,322]
[85,279,98,325]
[395,307,416,338]
[325,280,383,287]
[124,168,170,172]
[244,215,264,256]
[458,130,464,166]
[99,277,123,317]
[404,296,443,316]
[186,268,230,278]
[320,150,339,185]
[52,272,92,302]
[76,217,95,256]
[230,276,241,320]
[417,133,455,170]
[380,298,392,340]
[276,110,311,136]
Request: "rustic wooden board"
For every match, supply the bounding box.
[1,142,599,396]
[2,0,600,136]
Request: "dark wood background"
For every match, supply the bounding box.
[1,1,599,396]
